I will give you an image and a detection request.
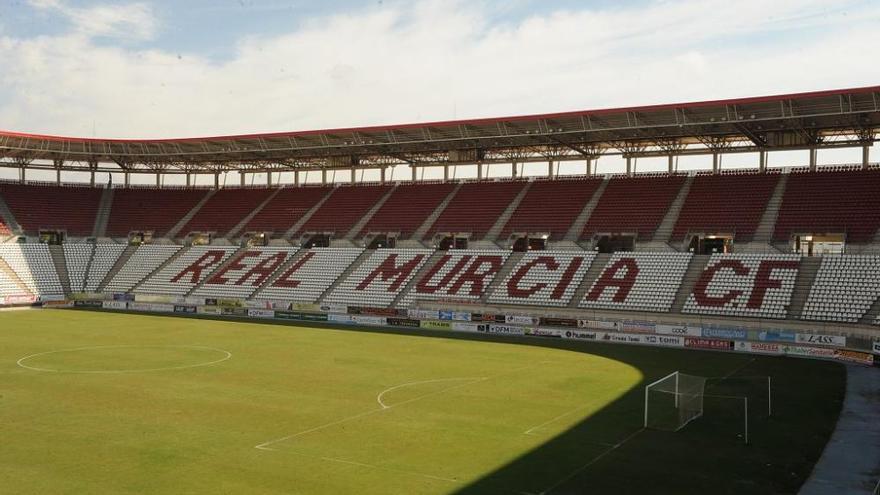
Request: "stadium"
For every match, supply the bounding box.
[0,84,878,494]
[2,1,880,492]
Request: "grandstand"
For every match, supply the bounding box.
[1,86,879,336]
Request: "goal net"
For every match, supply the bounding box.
[644,371,707,431]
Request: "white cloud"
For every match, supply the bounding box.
[0,0,878,140]
[27,0,157,40]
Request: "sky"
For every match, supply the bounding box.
[0,0,878,184]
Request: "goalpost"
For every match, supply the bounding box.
[644,371,707,432]
[644,371,770,444]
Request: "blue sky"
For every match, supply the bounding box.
[0,0,878,182]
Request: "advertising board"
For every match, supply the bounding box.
[505,315,538,325]
[753,330,797,343]
[197,306,223,315]
[74,300,103,308]
[102,301,128,310]
[701,327,747,340]
[795,333,847,347]
[328,314,352,323]
[835,349,874,365]
[408,309,440,320]
[577,320,617,330]
[781,345,836,358]
[562,330,604,341]
[873,341,880,355]
[684,338,734,351]
[619,321,655,334]
[734,341,783,355]
[351,315,387,326]
[655,324,702,337]
[247,308,275,319]
[526,327,563,338]
[642,335,684,347]
[451,322,485,333]
[482,325,525,336]
[173,305,197,314]
[539,317,578,328]
[602,333,644,344]
[387,317,420,328]
[420,320,452,330]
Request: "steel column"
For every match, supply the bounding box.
[759,151,767,172]
[809,147,817,171]
[862,144,870,169]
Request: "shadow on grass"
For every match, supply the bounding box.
[74,309,846,495]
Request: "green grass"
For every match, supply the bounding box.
[0,310,844,494]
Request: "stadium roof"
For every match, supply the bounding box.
[1,86,878,175]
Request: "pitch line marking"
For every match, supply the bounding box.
[541,428,644,495]
[255,362,545,451]
[15,345,232,374]
[285,449,459,484]
[377,377,484,409]
[523,397,605,436]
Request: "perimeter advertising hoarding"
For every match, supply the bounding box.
[328,314,352,323]
[780,345,836,358]
[526,327,564,338]
[420,320,452,330]
[701,327,747,340]
[753,330,797,343]
[734,341,783,355]
[618,321,655,334]
[173,305,197,314]
[387,317,421,328]
[74,300,103,308]
[451,322,486,333]
[873,341,880,355]
[539,317,578,328]
[482,325,525,336]
[684,338,734,351]
[655,324,702,337]
[350,315,387,326]
[247,309,275,319]
[602,333,644,344]
[197,306,223,315]
[439,310,471,321]
[4,294,37,305]
[102,301,127,310]
[471,313,506,323]
[563,330,604,341]
[577,320,618,331]
[42,300,73,308]
[505,315,538,325]
[112,293,135,302]
[795,333,847,347]
[834,350,874,365]
[408,309,440,320]
[221,307,248,316]
[642,335,684,347]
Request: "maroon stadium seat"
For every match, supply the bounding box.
[672,172,779,242]
[0,183,102,236]
[359,182,455,238]
[107,188,208,237]
[181,188,275,235]
[426,181,526,239]
[582,175,686,241]
[244,186,333,234]
[501,178,603,240]
[295,184,393,237]
[773,169,880,243]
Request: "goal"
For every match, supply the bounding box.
[643,371,707,432]
[645,371,770,444]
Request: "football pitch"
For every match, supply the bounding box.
[0,310,844,494]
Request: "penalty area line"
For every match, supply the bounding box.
[540,428,644,495]
[255,362,547,451]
